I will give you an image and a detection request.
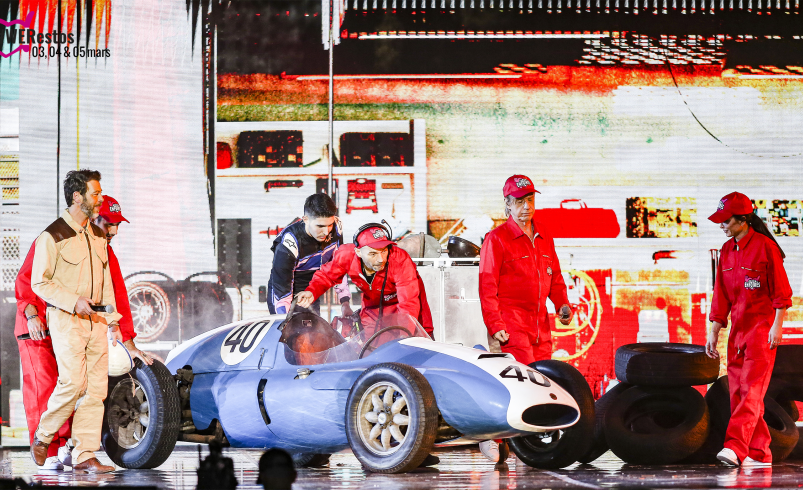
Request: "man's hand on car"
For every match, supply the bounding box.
[124,339,158,365]
[558,304,574,326]
[294,291,315,308]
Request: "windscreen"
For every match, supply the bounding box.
[282,312,431,366]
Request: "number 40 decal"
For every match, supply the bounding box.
[499,365,551,387]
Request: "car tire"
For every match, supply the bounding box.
[789,428,803,461]
[771,345,803,377]
[102,359,181,469]
[701,375,799,462]
[604,386,709,465]
[292,453,331,468]
[508,360,595,469]
[127,281,172,342]
[577,382,631,464]
[680,376,729,464]
[615,343,719,387]
[346,363,438,473]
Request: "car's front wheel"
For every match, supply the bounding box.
[346,363,438,473]
[102,359,181,469]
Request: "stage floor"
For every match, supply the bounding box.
[3,445,803,489]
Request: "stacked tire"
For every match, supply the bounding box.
[580,343,803,465]
[580,343,719,465]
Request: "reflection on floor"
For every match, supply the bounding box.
[2,445,803,489]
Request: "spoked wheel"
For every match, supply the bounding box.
[128,281,171,341]
[357,382,411,455]
[107,379,151,449]
[346,363,438,473]
[102,360,180,469]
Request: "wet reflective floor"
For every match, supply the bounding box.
[3,445,803,489]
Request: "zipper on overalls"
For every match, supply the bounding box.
[531,233,541,344]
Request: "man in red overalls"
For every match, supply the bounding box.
[15,195,153,470]
[705,192,792,467]
[477,175,574,462]
[295,223,433,338]
[479,175,573,363]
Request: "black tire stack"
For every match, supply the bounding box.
[580,343,803,465]
[580,343,719,465]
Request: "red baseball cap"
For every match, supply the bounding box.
[708,192,754,223]
[98,195,130,224]
[503,175,540,198]
[355,226,394,249]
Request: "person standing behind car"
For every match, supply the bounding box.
[705,192,792,467]
[479,175,573,364]
[268,193,352,316]
[92,195,157,365]
[29,169,121,474]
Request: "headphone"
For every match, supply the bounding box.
[352,219,393,247]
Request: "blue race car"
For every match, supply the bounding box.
[101,309,591,473]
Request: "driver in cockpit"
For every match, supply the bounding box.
[294,222,434,339]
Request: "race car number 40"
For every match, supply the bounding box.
[499,365,551,387]
[220,321,273,365]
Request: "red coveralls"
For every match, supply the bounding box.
[479,217,569,365]
[709,227,792,464]
[15,243,136,456]
[305,244,434,337]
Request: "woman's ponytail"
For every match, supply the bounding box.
[738,213,786,259]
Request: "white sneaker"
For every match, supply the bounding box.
[743,456,772,467]
[717,448,740,467]
[479,440,500,462]
[58,445,72,467]
[41,456,64,471]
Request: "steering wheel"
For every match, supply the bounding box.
[358,326,412,359]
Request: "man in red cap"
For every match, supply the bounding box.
[480,175,574,363]
[476,175,574,462]
[92,196,157,365]
[295,224,433,337]
[15,194,153,470]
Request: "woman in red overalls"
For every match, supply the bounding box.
[705,191,792,467]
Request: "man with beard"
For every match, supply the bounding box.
[14,195,152,471]
[29,170,122,473]
[295,222,434,338]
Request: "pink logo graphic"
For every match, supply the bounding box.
[0,12,35,58]
[744,275,761,290]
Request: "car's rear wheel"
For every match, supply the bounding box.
[346,363,438,473]
[102,359,180,469]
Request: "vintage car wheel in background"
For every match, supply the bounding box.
[346,363,438,473]
[508,360,595,469]
[128,281,172,342]
[615,343,720,388]
[102,360,181,469]
[604,386,709,465]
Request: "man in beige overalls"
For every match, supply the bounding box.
[30,169,122,473]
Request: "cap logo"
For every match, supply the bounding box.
[717,199,726,211]
[515,177,531,188]
[109,203,121,213]
[371,229,386,239]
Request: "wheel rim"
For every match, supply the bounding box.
[521,430,564,453]
[356,382,411,456]
[128,282,170,341]
[107,378,151,449]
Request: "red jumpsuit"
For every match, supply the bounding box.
[479,217,569,365]
[710,227,792,464]
[305,244,434,337]
[15,243,136,456]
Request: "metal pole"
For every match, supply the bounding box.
[327,0,335,197]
